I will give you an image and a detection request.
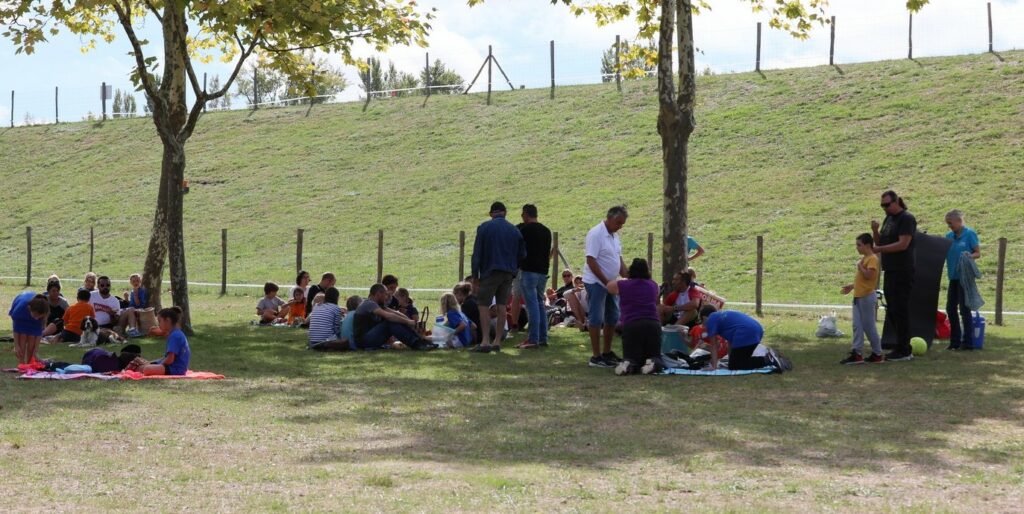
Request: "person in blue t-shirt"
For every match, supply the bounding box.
[142,307,191,376]
[701,310,788,371]
[8,291,50,368]
[685,235,705,262]
[440,293,474,348]
[944,210,981,351]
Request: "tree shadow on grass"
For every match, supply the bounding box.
[3,325,1023,476]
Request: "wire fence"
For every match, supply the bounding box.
[0,227,1020,323]
[2,1,1022,126]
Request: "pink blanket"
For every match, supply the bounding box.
[17,370,225,380]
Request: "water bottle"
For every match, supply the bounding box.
[436,315,445,325]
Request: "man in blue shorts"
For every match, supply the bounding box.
[583,206,629,367]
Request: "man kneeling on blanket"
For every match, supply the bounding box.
[699,309,790,373]
[141,307,191,376]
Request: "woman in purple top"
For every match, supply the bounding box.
[606,258,661,375]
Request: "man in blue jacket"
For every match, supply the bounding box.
[470,202,526,353]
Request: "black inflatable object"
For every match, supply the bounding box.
[882,232,952,349]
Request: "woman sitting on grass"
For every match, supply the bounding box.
[142,307,190,376]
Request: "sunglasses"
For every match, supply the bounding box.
[880,202,892,208]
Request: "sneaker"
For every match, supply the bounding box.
[127,328,142,338]
[865,353,885,363]
[614,359,637,376]
[538,342,549,347]
[641,358,663,375]
[601,351,623,365]
[469,345,493,353]
[840,351,864,365]
[959,345,974,352]
[945,344,960,351]
[885,351,913,362]
[589,356,613,368]
[766,348,793,372]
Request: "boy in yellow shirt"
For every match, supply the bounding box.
[839,233,883,364]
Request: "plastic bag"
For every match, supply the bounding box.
[816,310,844,338]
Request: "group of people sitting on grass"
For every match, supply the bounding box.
[7,273,191,375]
[242,201,788,375]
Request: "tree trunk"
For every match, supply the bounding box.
[140,3,194,334]
[657,0,697,286]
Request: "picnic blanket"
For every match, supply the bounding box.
[659,366,778,376]
[17,370,225,380]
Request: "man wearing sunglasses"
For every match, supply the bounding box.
[871,190,917,362]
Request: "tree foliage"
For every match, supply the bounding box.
[1,0,432,333]
[600,39,656,82]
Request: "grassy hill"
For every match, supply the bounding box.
[0,51,1021,310]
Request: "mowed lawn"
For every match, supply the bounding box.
[1,284,1023,512]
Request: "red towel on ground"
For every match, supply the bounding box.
[116,370,226,380]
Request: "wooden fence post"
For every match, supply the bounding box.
[551,232,560,289]
[363,58,372,112]
[995,237,1006,326]
[908,13,913,60]
[647,232,654,273]
[459,230,466,282]
[89,227,94,271]
[425,52,431,100]
[550,40,555,100]
[296,228,304,273]
[25,226,32,286]
[987,2,994,53]
[755,22,762,72]
[756,235,764,317]
[829,16,836,65]
[376,229,384,284]
[615,35,622,92]
[221,229,228,295]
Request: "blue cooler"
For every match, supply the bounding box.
[971,311,986,349]
[661,326,688,354]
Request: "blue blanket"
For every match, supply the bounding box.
[659,366,777,376]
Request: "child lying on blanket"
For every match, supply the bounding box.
[141,307,191,376]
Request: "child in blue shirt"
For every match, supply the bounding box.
[441,293,473,348]
[944,209,981,350]
[142,307,191,376]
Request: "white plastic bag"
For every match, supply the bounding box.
[816,310,844,338]
[431,324,457,347]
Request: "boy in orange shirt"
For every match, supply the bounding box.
[59,289,97,344]
[839,233,883,364]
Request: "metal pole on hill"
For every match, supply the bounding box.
[363,58,372,112]
[203,73,207,113]
[755,23,762,72]
[550,40,555,100]
[829,16,836,66]
[9,90,13,127]
[908,13,913,60]
[55,86,59,123]
[101,82,107,120]
[253,67,258,110]
[615,35,621,92]
[487,45,493,106]
[987,2,994,53]
[425,52,431,101]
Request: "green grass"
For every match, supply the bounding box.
[2,285,1023,511]
[0,51,1022,311]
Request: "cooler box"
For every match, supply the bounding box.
[971,312,985,349]
[661,325,689,354]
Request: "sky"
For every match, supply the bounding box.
[0,0,1021,125]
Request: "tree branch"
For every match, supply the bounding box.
[143,0,163,22]
[258,30,371,53]
[111,1,169,129]
[205,30,261,101]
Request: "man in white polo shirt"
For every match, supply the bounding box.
[583,205,629,367]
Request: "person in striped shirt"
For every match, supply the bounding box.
[308,287,346,351]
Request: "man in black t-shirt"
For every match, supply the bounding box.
[872,190,917,361]
[515,204,553,348]
[306,272,336,316]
